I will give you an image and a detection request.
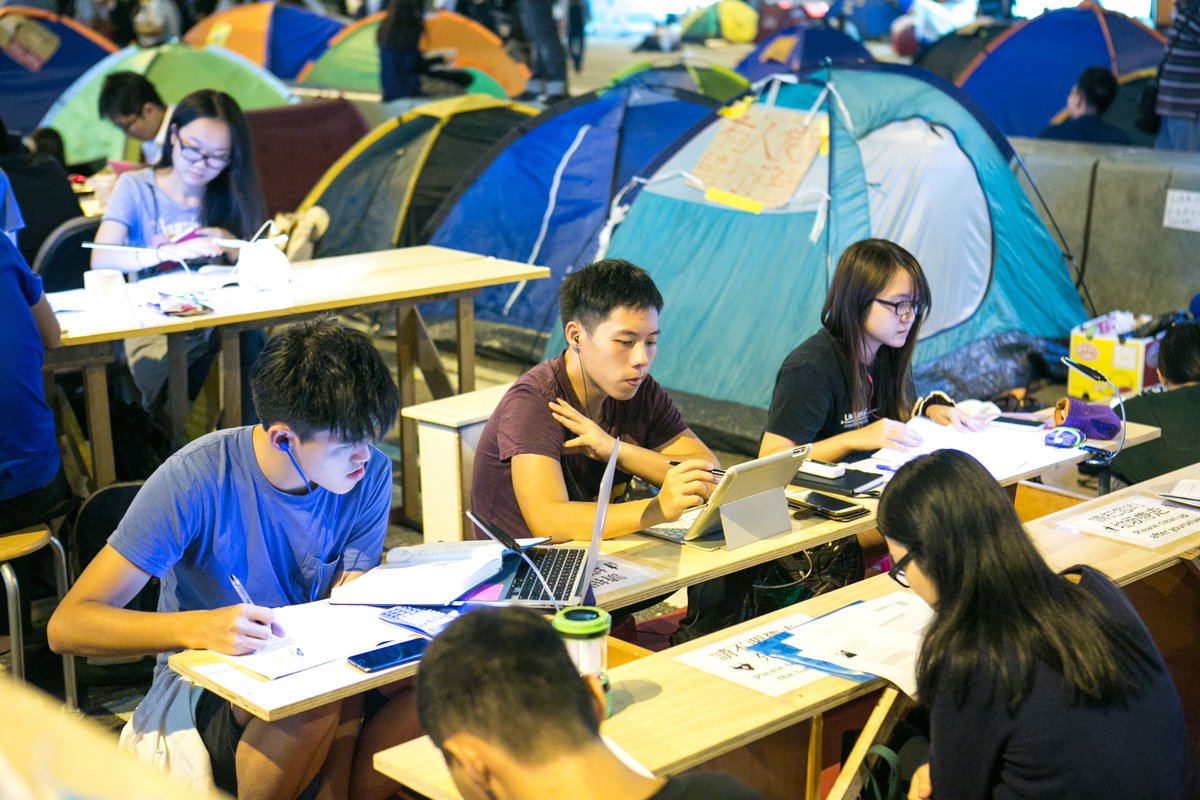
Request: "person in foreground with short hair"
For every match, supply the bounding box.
[417,606,764,800]
[1037,66,1131,146]
[98,71,173,164]
[471,258,719,542]
[48,318,400,800]
[878,450,1187,800]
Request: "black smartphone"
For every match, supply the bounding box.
[347,638,428,673]
[789,490,869,520]
[991,414,1044,429]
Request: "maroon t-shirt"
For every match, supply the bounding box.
[470,353,688,539]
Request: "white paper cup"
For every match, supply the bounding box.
[83,269,140,327]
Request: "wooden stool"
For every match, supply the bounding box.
[0,525,77,709]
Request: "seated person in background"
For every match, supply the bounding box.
[24,127,66,168]
[879,450,1187,800]
[1037,67,1132,146]
[417,606,764,800]
[48,318,400,800]
[98,71,173,165]
[472,258,719,542]
[1110,319,1200,486]
[91,89,266,422]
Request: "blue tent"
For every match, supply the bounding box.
[958,3,1163,138]
[425,86,722,339]
[0,8,116,136]
[579,65,1086,409]
[736,25,872,83]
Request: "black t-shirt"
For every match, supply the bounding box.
[650,773,763,800]
[928,566,1188,800]
[764,328,912,448]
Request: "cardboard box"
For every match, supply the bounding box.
[1067,314,1161,400]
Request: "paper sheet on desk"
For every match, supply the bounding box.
[1061,495,1200,548]
[590,555,662,595]
[868,416,1077,479]
[215,603,406,680]
[1161,479,1200,510]
[673,613,824,697]
[773,593,933,697]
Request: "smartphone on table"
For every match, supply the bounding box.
[789,490,869,521]
[347,638,429,673]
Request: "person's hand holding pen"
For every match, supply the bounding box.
[654,459,719,520]
[218,574,293,656]
[154,227,229,263]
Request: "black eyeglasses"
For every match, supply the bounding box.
[873,298,925,320]
[175,134,230,169]
[888,551,915,588]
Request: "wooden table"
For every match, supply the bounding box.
[44,246,548,514]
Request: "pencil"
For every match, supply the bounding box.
[665,460,726,478]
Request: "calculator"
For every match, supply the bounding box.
[378,605,461,639]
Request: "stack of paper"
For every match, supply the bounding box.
[1161,479,1200,510]
[330,541,506,606]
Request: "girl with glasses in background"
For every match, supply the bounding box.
[91,89,266,421]
[878,449,1187,800]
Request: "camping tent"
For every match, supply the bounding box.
[297,10,528,96]
[735,25,872,83]
[424,85,723,347]
[681,0,759,44]
[0,7,116,137]
[582,65,1086,409]
[609,61,749,103]
[912,20,1011,82]
[956,3,1163,138]
[299,94,538,258]
[40,43,293,164]
[183,1,345,80]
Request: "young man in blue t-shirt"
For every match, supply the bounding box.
[49,318,400,799]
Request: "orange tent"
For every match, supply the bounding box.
[183,1,344,79]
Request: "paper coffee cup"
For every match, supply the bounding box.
[83,269,141,328]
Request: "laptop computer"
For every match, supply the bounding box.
[641,446,811,548]
[461,440,620,609]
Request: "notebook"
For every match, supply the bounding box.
[642,445,811,547]
[462,441,619,609]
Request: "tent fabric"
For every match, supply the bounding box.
[735,24,872,82]
[297,10,529,96]
[425,86,722,338]
[0,7,117,137]
[681,0,759,44]
[183,1,345,80]
[957,3,1164,138]
[300,94,537,258]
[592,65,1085,409]
[912,20,1010,82]
[40,43,293,165]
[609,61,749,103]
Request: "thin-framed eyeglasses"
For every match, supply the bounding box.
[175,135,231,169]
[888,551,915,588]
[873,298,925,320]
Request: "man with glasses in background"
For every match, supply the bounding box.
[99,72,173,164]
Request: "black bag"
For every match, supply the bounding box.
[1135,81,1161,136]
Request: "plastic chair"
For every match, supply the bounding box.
[0,525,77,709]
[32,215,101,293]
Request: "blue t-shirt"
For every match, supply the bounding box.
[109,426,391,670]
[0,235,59,501]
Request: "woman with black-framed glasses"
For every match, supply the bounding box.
[878,449,1187,800]
[91,89,267,421]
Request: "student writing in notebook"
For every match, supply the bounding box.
[417,606,764,800]
[48,318,399,800]
[471,258,719,541]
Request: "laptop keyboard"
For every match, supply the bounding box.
[512,547,586,601]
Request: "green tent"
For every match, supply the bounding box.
[40,43,294,164]
[609,61,749,103]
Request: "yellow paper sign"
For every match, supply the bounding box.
[0,15,60,73]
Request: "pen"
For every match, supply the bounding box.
[171,227,202,245]
[228,574,300,654]
[666,460,726,478]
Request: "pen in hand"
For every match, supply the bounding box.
[666,460,726,478]
[228,574,292,647]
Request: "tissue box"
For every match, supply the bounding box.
[1067,314,1161,400]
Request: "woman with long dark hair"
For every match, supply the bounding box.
[879,449,1188,799]
[377,0,426,100]
[92,89,266,418]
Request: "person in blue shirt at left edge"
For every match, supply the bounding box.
[49,317,411,800]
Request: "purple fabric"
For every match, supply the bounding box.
[1056,398,1121,440]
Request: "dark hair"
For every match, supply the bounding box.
[821,238,928,421]
[98,71,164,120]
[249,317,399,442]
[559,258,664,334]
[878,450,1150,712]
[29,128,66,166]
[1158,320,1200,385]
[416,607,600,762]
[1076,67,1119,116]
[378,0,425,50]
[158,89,265,239]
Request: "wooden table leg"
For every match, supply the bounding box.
[413,311,453,400]
[455,296,476,395]
[825,688,911,800]
[82,364,116,487]
[397,304,420,525]
[805,714,823,800]
[221,329,242,428]
[166,331,189,445]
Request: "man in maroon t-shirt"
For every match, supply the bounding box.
[472,259,718,541]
